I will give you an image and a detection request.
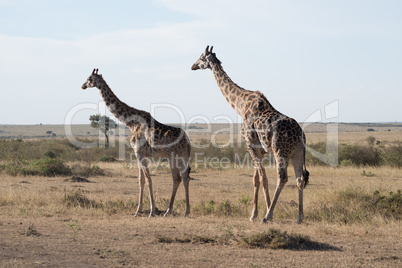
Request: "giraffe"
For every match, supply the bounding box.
[191,46,309,224]
[82,69,192,218]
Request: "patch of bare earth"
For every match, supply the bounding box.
[0,215,400,267]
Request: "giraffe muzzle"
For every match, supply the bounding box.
[191,64,199,70]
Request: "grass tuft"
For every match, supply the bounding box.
[308,188,402,224]
[63,190,102,209]
[156,229,340,251]
[240,228,311,249]
[24,223,41,237]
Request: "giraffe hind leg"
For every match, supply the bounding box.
[262,157,288,223]
[259,164,271,216]
[181,166,190,217]
[293,154,305,224]
[164,165,181,217]
[250,168,260,222]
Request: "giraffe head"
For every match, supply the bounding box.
[191,45,221,70]
[81,68,103,90]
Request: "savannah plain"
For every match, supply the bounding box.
[0,123,401,267]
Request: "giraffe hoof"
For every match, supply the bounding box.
[261,217,272,224]
[184,209,190,217]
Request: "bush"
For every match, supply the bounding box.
[381,145,402,167]
[338,144,381,166]
[43,150,57,159]
[34,157,72,176]
[4,157,72,177]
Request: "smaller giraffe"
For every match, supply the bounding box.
[82,69,192,218]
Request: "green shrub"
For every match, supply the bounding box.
[34,157,72,176]
[4,157,71,177]
[381,145,402,167]
[339,144,381,166]
[43,150,57,159]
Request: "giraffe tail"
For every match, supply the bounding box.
[187,166,195,180]
[302,145,309,188]
[302,169,309,188]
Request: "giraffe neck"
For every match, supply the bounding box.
[210,63,280,120]
[97,78,151,129]
[210,63,251,119]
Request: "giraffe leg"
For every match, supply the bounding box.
[262,157,288,223]
[134,168,145,217]
[164,164,181,217]
[144,167,155,218]
[250,168,260,222]
[297,187,304,224]
[258,164,271,215]
[293,156,305,224]
[181,165,191,217]
[137,156,155,218]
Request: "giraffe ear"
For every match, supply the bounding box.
[205,45,209,55]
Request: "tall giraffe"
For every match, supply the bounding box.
[82,69,192,218]
[192,47,309,224]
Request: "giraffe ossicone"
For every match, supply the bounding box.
[82,69,192,218]
[192,47,309,224]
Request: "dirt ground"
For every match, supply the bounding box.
[1,166,401,267]
[1,215,401,267]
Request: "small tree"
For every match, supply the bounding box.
[89,114,117,147]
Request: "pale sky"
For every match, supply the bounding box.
[1,0,401,125]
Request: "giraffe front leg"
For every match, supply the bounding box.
[134,168,145,217]
[250,168,260,222]
[144,167,155,218]
[138,156,155,218]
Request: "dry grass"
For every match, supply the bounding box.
[0,124,401,267]
[0,163,401,267]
